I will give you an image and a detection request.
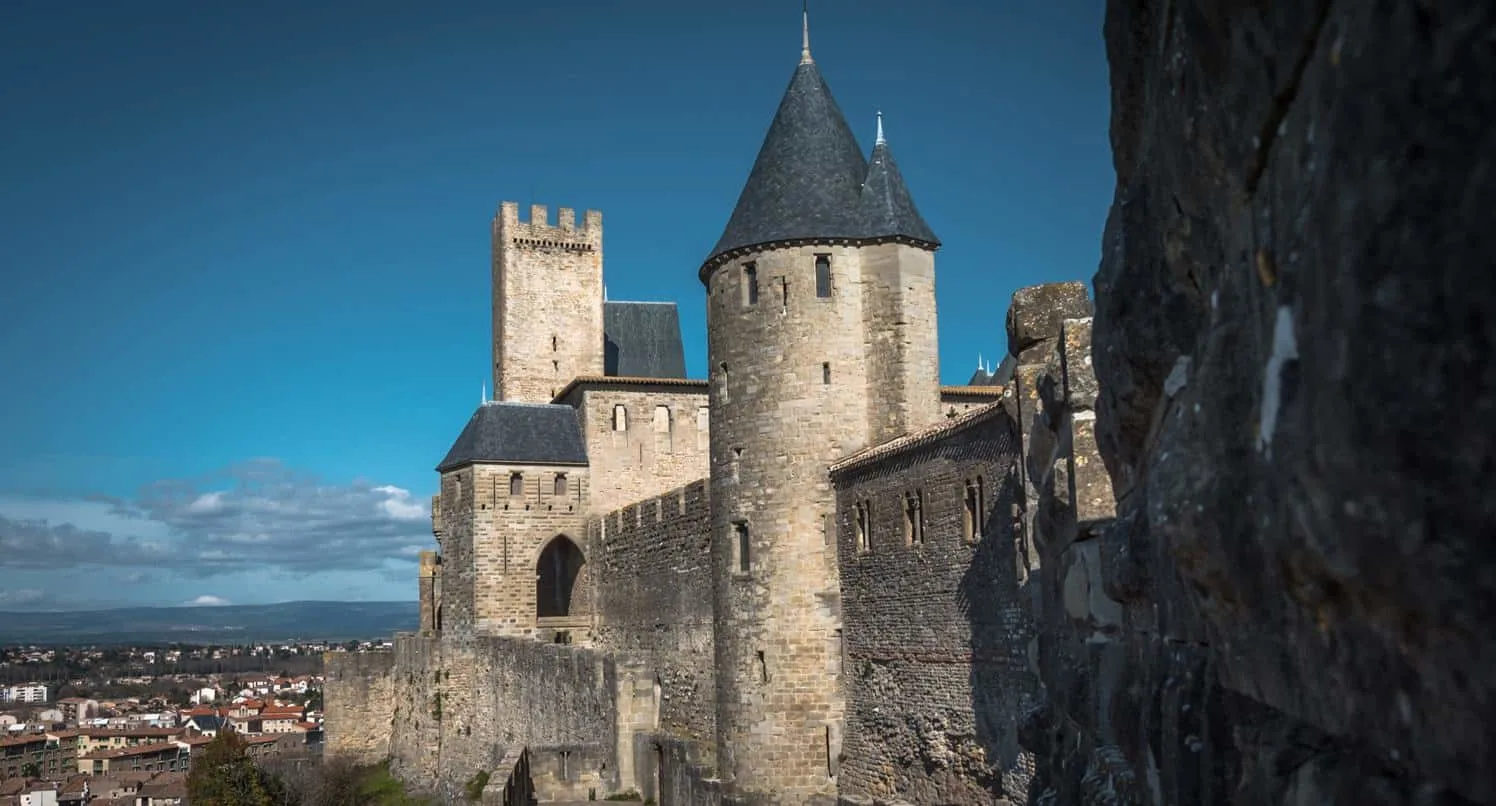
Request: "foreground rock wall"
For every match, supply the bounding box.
[1025,1,1496,803]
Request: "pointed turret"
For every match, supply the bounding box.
[856,113,940,246]
[701,13,868,278]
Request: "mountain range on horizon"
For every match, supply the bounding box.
[0,600,418,645]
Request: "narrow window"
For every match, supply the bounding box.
[551,334,558,351]
[719,362,729,392]
[732,447,742,482]
[559,750,570,781]
[963,480,978,542]
[743,263,759,305]
[855,501,871,553]
[696,406,710,450]
[977,476,986,537]
[554,473,568,497]
[905,492,925,546]
[735,521,750,573]
[822,362,831,385]
[756,650,768,682]
[780,277,789,313]
[652,405,672,433]
[509,472,523,497]
[612,404,628,431]
[815,254,832,298]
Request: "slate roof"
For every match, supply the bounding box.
[435,402,588,472]
[702,57,939,277]
[966,354,1017,387]
[857,138,940,246]
[604,301,687,379]
[706,61,869,267]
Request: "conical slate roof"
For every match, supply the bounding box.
[702,46,940,279]
[705,61,869,269]
[857,134,940,246]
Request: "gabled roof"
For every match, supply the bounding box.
[604,301,687,379]
[435,402,588,472]
[704,60,869,271]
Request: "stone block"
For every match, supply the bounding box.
[1004,282,1093,360]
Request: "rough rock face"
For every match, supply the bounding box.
[1024,1,1496,804]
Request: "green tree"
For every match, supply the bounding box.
[185,730,282,806]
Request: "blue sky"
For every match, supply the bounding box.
[0,0,1112,611]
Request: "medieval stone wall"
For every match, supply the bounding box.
[568,384,711,515]
[386,632,622,802]
[831,406,1036,805]
[589,479,717,756]
[322,650,396,766]
[1019,1,1496,804]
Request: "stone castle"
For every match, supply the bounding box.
[324,13,1107,805]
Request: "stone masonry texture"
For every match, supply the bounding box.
[832,407,1037,805]
[707,240,939,803]
[1016,1,1496,805]
[566,383,711,516]
[493,202,605,403]
[322,650,396,766]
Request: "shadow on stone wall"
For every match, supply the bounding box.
[960,457,1037,802]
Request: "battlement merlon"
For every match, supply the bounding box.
[495,201,603,245]
[419,550,441,576]
[597,478,710,534]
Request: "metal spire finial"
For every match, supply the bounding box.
[875,110,886,146]
[977,351,984,371]
[481,382,487,404]
[801,1,813,64]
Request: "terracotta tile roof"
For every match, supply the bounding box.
[79,742,183,760]
[829,400,1011,476]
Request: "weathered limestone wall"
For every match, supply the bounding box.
[387,633,623,802]
[567,383,711,515]
[322,651,395,765]
[437,463,591,637]
[707,243,878,802]
[590,479,717,755]
[859,242,944,444]
[1022,1,1496,803]
[492,202,605,403]
[831,406,1035,805]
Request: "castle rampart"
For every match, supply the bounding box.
[492,201,605,403]
[830,403,1037,805]
[322,650,396,766]
[589,480,716,758]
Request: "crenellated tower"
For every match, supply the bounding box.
[701,12,942,802]
[492,202,605,402]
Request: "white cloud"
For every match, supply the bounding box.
[184,595,230,606]
[373,485,427,522]
[0,458,433,580]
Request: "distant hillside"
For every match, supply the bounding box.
[0,600,418,645]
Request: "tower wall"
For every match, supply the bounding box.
[706,243,876,801]
[859,243,943,443]
[493,202,605,402]
[437,463,591,637]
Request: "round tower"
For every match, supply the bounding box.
[703,14,942,803]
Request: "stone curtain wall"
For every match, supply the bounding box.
[1019,1,1496,804]
[322,650,396,765]
[589,479,717,758]
[832,409,1035,806]
[387,633,623,802]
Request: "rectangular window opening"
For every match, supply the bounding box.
[509,473,523,497]
[963,480,978,542]
[735,521,751,573]
[822,362,831,385]
[756,649,768,683]
[855,501,871,553]
[554,473,568,498]
[815,254,832,298]
[744,262,759,306]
